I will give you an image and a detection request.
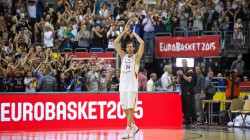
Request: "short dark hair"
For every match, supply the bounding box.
[126,41,135,47]
[237,52,242,56]
[92,64,97,67]
[100,69,106,73]
[196,65,203,71]
[139,67,145,72]
[73,69,79,75]
[182,59,187,62]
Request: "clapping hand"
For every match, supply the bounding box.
[177,70,183,76]
[125,18,131,32]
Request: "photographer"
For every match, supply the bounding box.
[224,69,241,122]
[225,69,241,100]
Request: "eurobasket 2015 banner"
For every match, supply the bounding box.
[0,93,182,131]
[155,36,220,58]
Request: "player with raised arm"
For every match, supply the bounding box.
[114,19,144,139]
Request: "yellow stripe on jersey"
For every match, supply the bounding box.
[134,62,138,79]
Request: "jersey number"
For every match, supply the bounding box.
[126,65,131,70]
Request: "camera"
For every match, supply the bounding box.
[225,71,235,77]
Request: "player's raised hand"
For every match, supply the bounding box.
[125,18,131,31]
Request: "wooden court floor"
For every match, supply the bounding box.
[0,126,249,140]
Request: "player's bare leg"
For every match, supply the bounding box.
[124,109,129,118]
[128,109,139,137]
[127,109,134,127]
[122,109,130,139]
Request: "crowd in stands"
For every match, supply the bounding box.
[0,0,249,92]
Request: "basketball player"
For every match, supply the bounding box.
[114,19,144,139]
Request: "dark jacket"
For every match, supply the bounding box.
[37,75,56,92]
[56,79,68,92]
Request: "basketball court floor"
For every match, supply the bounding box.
[0,126,249,140]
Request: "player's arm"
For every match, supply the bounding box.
[133,28,144,65]
[114,19,131,60]
[114,31,126,59]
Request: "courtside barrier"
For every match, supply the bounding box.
[0,92,182,131]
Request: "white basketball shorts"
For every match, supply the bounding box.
[120,91,138,110]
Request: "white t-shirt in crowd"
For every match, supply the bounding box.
[24,77,36,93]
[72,24,79,41]
[44,31,54,48]
[27,4,36,18]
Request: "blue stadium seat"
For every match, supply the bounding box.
[90,48,103,53]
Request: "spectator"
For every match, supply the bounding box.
[0,68,5,92]
[106,68,114,78]
[67,69,88,92]
[100,69,111,91]
[161,65,176,91]
[78,25,90,48]
[99,3,109,18]
[217,73,226,92]
[203,1,219,31]
[57,73,69,92]
[42,23,54,48]
[231,53,245,81]
[225,2,235,31]
[233,18,244,44]
[107,25,120,48]
[138,67,147,91]
[153,12,165,33]
[27,1,37,28]
[91,26,103,49]
[37,64,56,92]
[211,20,220,34]
[110,69,120,91]
[142,11,154,38]
[12,67,25,92]
[170,11,180,35]
[178,6,189,29]
[62,26,75,50]
[147,73,157,91]
[163,11,172,33]
[24,70,37,92]
[193,66,206,124]
[205,70,216,100]
[244,76,248,82]
[235,0,248,25]
[193,8,204,33]
[218,10,229,32]
[36,0,44,21]
[87,64,99,91]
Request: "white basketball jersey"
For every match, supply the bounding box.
[119,54,139,92]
